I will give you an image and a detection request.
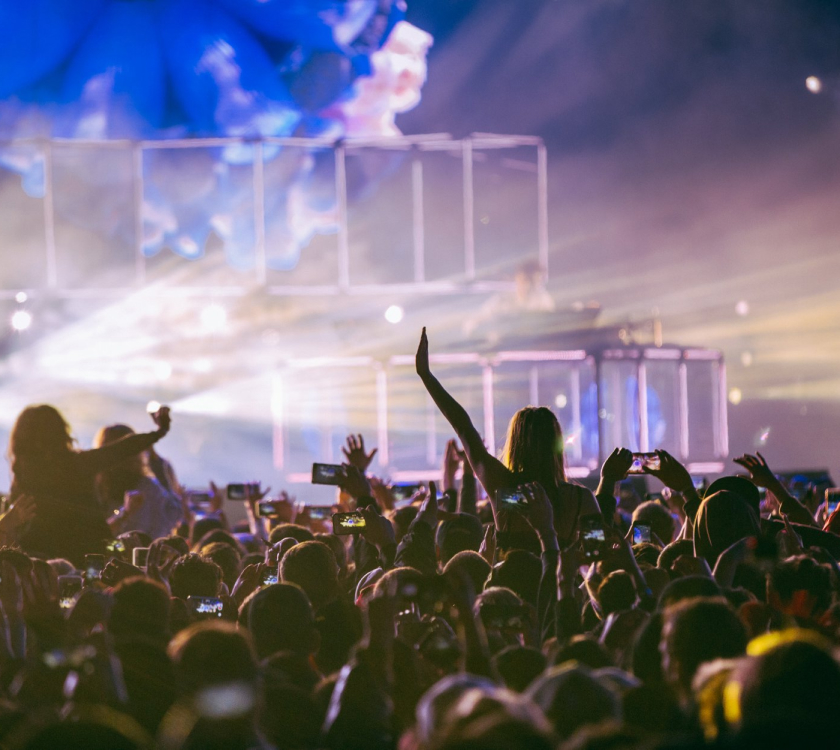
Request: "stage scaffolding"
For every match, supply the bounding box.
[0,132,548,298]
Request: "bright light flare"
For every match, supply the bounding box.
[146,400,162,414]
[14,292,27,304]
[806,76,822,94]
[735,300,749,316]
[10,310,32,331]
[384,305,404,324]
[201,304,227,331]
[554,393,568,409]
[728,387,743,405]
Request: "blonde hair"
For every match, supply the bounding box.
[501,406,566,488]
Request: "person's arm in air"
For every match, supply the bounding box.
[77,407,171,475]
[393,486,439,577]
[458,461,478,517]
[734,452,816,527]
[322,595,395,750]
[596,448,633,525]
[521,483,560,642]
[416,328,513,511]
[644,450,702,531]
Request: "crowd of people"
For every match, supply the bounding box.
[0,328,836,748]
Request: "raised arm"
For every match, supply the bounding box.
[416,328,512,498]
[76,407,171,475]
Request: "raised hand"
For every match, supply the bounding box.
[342,434,378,472]
[645,449,695,494]
[369,477,396,512]
[415,481,440,528]
[601,448,633,483]
[416,327,431,379]
[443,439,466,491]
[521,482,555,542]
[150,405,171,436]
[733,452,777,489]
[339,464,372,501]
[359,508,396,549]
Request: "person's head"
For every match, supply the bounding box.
[371,566,425,611]
[279,541,339,608]
[200,542,242,589]
[390,506,419,543]
[244,582,319,660]
[527,664,621,741]
[168,621,258,697]
[486,550,541,607]
[705,475,761,518]
[632,501,675,545]
[314,533,348,577]
[657,539,694,572]
[436,513,484,565]
[554,635,613,670]
[475,587,528,652]
[9,404,74,469]
[111,577,171,644]
[658,574,722,609]
[732,630,840,742]
[189,517,225,548]
[493,645,547,693]
[693,491,760,565]
[767,555,832,620]
[660,597,747,699]
[443,551,491,595]
[597,571,637,616]
[93,424,146,480]
[501,406,566,488]
[168,553,222,600]
[268,523,315,546]
[195,528,243,554]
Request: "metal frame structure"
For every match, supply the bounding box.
[0,133,548,299]
[273,345,728,485]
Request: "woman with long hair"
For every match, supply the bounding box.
[93,423,183,540]
[7,404,171,565]
[416,328,598,544]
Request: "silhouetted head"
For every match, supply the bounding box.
[244,582,319,660]
[9,404,74,471]
[501,406,566,488]
[279,541,339,608]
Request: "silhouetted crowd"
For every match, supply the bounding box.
[0,330,837,749]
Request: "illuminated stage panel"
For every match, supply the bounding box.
[684,356,728,461]
[386,357,486,474]
[644,358,682,459]
[420,148,472,283]
[345,147,416,286]
[471,144,542,279]
[0,145,47,290]
[264,145,339,287]
[140,145,260,288]
[599,356,645,453]
[490,356,599,471]
[276,361,378,477]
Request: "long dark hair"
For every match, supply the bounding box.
[501,406,567,489]
[9,404,75,476]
